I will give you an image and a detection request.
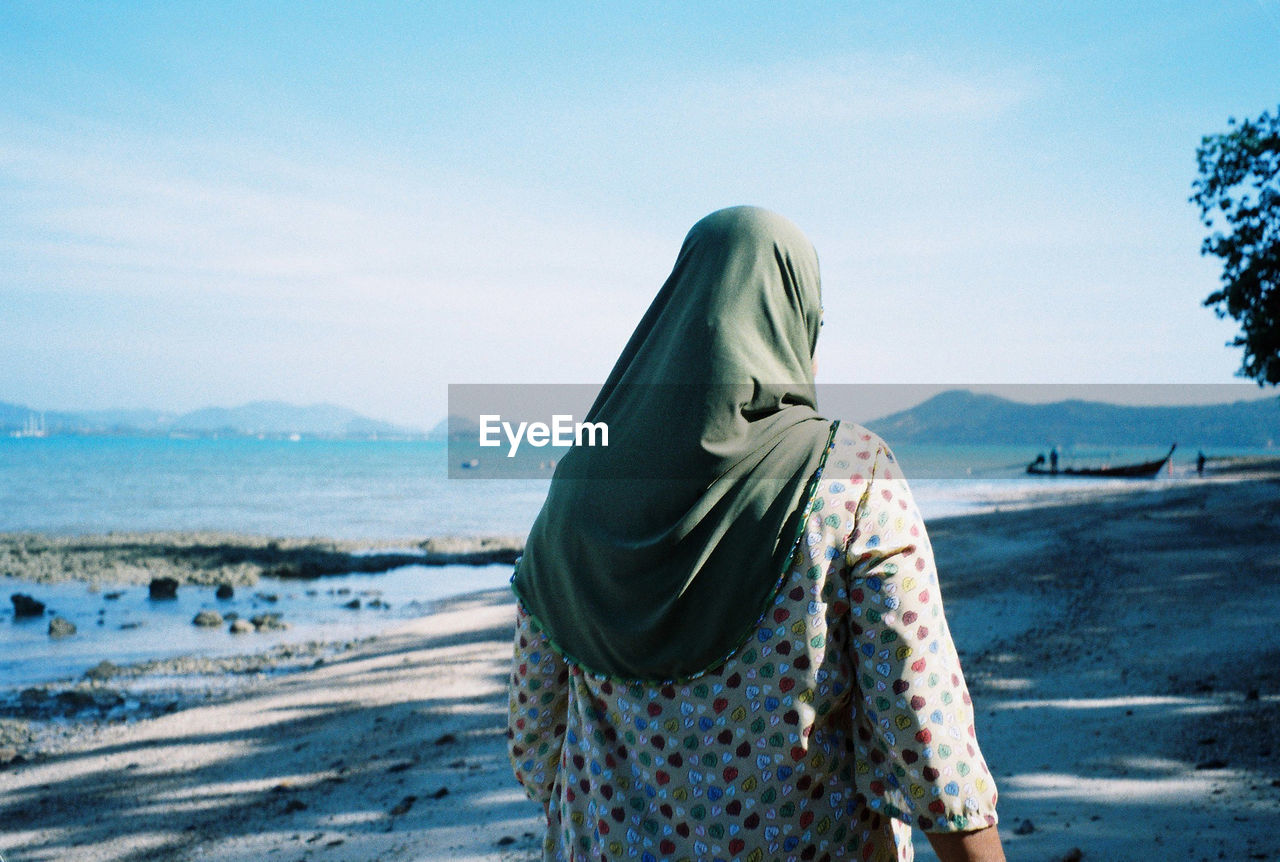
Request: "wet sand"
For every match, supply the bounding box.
[2,471,1279,861]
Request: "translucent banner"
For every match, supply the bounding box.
[446,383,1277,480]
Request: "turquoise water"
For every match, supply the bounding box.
[0,563,517,689]
[0,436,549,538]
[1,436,1265,539]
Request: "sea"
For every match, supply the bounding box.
[0,436,1238,537]
[0,435,1265,691]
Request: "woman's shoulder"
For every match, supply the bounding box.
[829,420,892,464]
[819,421,908,506]
[803,421,883,519]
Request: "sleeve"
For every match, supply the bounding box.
[506,599,570,807]
[842,441,999,833]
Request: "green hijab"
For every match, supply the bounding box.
[511,206,833,681]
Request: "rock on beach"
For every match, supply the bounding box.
[11,592,46,618]
[149,577,179,599]
[193,610,224,628]
[85,660,120,681]
[48,616,77,638]
[249,613,287,632]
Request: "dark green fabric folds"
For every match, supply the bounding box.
[511,206,832,681]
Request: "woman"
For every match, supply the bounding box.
[507,207,1004,862]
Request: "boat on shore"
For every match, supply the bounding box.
[1026,444,1176,478]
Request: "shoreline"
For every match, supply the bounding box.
[1,471,1278,860]
[0,532,524,588]
[0,588,541,861]
[4,456,1274,591]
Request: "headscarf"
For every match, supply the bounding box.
[511,206,834,680]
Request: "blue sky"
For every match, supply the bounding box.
[2,2,1279,427]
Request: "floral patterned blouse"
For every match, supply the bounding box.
[507,422,999,861]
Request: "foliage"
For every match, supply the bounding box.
[1191,106,1280,385]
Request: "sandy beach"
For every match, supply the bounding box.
[2,469,1279,862]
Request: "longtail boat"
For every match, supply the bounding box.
[1026,444,1176,478]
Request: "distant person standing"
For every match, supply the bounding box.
[1049,446,1059,473]
[1197,450,1206,477]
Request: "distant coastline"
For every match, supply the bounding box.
[440,388,1279,449]
[5,429,431,442]
[1,399,427,441]
[860,389,1278,448]
[6,388,1278,447]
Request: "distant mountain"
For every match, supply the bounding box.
[172,401,404,436]
[0,400,419,438]
[0,402,93,434]
[77,408,178,432]
[866,389,1280,448]
[0,402,33,427]
[427,415,482,441]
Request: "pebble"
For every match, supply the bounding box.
[48,616,77,638]
[85,660,120,681]
[249,612,288,631]
[389,795,416,815]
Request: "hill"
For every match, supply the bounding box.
[171,402,403,436]
[427,415,482,441]
[865,390,1279,448]
[0,400,417,438]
